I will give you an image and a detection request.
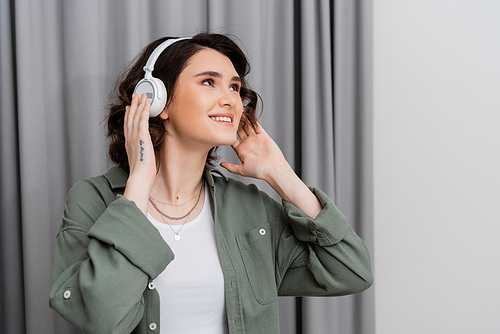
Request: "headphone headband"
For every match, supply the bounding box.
[142,37,190,78]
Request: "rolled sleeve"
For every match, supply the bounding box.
[282,187,349,246]
[276,186,373,296]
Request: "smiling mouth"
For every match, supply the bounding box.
[209,116,233,123]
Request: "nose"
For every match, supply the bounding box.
[218,87,238,108]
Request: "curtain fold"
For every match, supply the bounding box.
[0,1,26,333]
[295,1,374,334]
[0,0,373,333]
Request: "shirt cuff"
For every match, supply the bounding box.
[282,187,349,246]
[87,195,173,279]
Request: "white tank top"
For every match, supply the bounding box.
[147,186,228,333]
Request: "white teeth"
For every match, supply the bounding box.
[210,116,232,123]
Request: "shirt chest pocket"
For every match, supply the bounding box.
[236,224,277,305]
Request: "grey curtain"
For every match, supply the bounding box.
[0,0,373,333]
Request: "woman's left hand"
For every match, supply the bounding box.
[222,120,323,218]
[220,120,288,182]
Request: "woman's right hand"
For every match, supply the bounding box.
[123,93,156,214]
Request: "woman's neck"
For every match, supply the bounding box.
[151,137,210,205]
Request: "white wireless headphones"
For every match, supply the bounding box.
[133,37,191,117]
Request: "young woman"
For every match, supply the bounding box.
[49,33,373,334]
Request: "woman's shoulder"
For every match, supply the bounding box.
[65,166,127,210]
[60,167,129,233]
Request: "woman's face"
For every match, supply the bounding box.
[161,48,244,149]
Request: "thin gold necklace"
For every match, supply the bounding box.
[149,182,203,220]
[150,182,201,206]
[150,183,204,241]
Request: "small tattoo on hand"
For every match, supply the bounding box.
[140,140,144,161]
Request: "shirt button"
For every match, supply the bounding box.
[149,322,157,331]
[63,290,71,299]
[148,282,156,290]
[259,228,266,235]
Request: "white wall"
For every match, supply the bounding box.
[373,1,500,333]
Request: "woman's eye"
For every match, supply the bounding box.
[230,84,241,92]
[202,79,214,86]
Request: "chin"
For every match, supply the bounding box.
[213,134,237,147]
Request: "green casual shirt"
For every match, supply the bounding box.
[49,166,373,334]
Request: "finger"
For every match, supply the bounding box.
[231,139,240,150]
[236,122,248,141]
[254,120,266,134]
[127,93,139,134]
[240,119,252,137]
[132,94,148,135]
[129,93,139,116]
[124,106,130,138]
[220,162,243,175]
[237,126,247,141]
[243,120,257,136]
[138,99,151,135]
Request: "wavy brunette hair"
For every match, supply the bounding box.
[106,33,260,173]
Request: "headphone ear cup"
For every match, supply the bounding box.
[133,77,168,117]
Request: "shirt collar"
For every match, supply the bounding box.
[102,166,128,189]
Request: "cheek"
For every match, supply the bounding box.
[173,97,209,123]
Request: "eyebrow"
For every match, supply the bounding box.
[194,71,241,83]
